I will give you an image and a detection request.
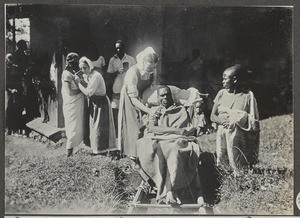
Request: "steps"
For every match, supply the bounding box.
[26,118,65,142]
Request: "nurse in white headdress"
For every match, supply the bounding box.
[75,56,116,155]
[118,47,159,157]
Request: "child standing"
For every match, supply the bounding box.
[191,99,209,136]
[210,65,260,174]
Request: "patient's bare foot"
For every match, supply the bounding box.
[166,191,181,205]
[166,191,176,204]
[197,196,204,205]
[197,197,207,214]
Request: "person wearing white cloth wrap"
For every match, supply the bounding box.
[61,52,84,157]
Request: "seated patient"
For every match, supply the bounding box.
[136,85,203,205]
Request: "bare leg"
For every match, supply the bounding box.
[166,190,181,205]
[216,127,225,166]
[165,148,182,205]
[225,131,238,173]
[196,194,206,214]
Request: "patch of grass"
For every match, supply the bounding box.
[5,114,293,215]
[258,114,293,170]
[5,151,139,214]
[216,168,293,215]
[198,114,293,215]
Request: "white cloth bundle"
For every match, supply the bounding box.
[142,85,202,107]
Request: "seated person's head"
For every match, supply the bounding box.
[157,85,173,108]
[194,99,204,115]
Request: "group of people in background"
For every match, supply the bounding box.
[6,39,56,138]
[6,40,35,137]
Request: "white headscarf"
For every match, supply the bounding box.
[79,56,94,71]
[136,47,157,75]
[6,53,12,61]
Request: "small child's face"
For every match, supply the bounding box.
[195,101,204,114]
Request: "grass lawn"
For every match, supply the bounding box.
[198,114,293,215]
[5,114,293,215]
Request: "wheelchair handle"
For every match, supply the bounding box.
[198,93,209,98]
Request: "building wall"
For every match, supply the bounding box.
[25,5,293,83]
[7,4,293,120]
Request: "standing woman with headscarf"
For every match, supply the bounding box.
[62,52,85,157]
[118,47,159,157]
[75,57,116,155]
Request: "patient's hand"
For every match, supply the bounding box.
[222,120,230,129]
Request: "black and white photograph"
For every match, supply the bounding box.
[4,3,295,215]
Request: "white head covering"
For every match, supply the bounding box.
[79,56,94,70]
[6,53,12,61]
[136,47,157,74]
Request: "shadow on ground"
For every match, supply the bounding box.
[198,151,222,206]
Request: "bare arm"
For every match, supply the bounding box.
[210,103,231,129]
[77,80,89,96]
[131,97,152,114]
[210,103,226,125]
[74,75,89,96]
